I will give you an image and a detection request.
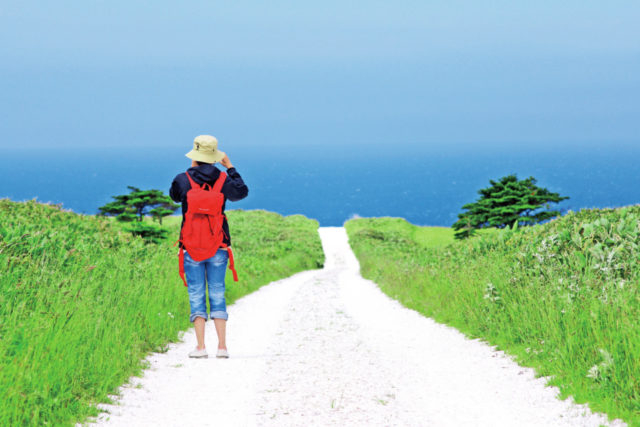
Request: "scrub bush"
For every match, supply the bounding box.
[0,199,323,426]
[347,208,640,425]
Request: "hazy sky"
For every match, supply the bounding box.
[1,1,639,150]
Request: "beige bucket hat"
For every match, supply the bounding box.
[185,135,226,164]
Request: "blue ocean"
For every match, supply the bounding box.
[1,143,639,227]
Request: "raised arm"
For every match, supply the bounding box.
[219,155,249,202]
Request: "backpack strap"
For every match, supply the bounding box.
[221,244,239,282]
[212,172,227,193]
[184,171,200,189]
[178,247,187,286]
[174,239,188,287]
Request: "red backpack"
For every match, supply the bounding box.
[177,170,238,286]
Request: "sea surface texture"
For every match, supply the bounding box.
[1,144,638,226]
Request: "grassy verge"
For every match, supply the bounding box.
[0,200,323,426]
[346,211,640,425]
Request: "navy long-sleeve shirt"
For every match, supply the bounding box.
[169,164,249,246]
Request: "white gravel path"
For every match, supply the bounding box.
[89,227,625,427]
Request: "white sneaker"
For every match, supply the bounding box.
[216,348,229,359]
[188,348,208,359]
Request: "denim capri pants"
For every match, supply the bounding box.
[183,248,229,322]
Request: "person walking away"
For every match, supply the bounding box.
[170,135,249,358]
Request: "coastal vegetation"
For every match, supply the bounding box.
[98,187,180,242]
[346,208,640,425]
[452,174,568,239]
[0,199,324,426]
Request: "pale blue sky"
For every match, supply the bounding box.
[1,1,638,150]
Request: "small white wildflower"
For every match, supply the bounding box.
[168,312,174,318]
[587,349,614,381]
[586,365,600,379]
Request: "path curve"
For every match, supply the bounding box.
[90,227,624,427]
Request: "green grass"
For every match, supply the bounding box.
[0,200,324,426]
[346,210,640,426]
[348,217,456,248]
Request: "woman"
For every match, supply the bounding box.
[169,135,249,359]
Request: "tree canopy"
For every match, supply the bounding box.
[98,186,179,243]
[98,186,179,225]
[452,175,569,239]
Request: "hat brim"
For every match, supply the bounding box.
[185,149,226,164]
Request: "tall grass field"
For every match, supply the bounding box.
[0,199,324,426]
[346,210,640,425]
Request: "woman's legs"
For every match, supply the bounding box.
[184,251,208,350]
[213,318,227,350]
[194,317,206,350]
[206,249,229,350]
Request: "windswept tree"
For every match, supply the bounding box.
[98,186,179,225]
[98,186,179,243]
[452,175,568,239]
